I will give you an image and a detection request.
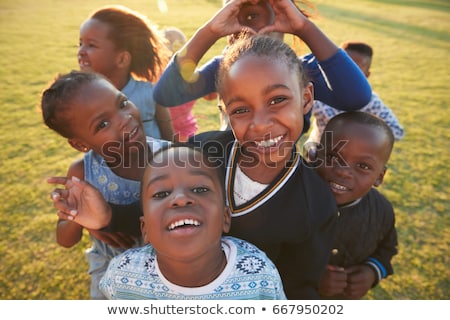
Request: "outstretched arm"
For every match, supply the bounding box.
[263,0,337,60]
[176,0,258,66]
[263,0,371,109]
[153,0,259,107]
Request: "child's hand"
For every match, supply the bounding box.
[206,0,259,39]
[48,176,112,230]
[88,229,136,249]
[260,0,309,36]
[318,264,347,297]
[344,264,376,299]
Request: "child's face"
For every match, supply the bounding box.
[140,147,231,261]
[67,78,146,157]
[316,123,390,206]
[78,18,123,78]
[220,55,313,168]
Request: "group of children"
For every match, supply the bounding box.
[42,0,401,300]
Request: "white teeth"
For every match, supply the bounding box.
[255,135,283,148]
[330,182,348,191]
[168,219,200,231]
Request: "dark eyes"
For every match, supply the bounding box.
[270,97,286,105]
[192,187,209,194]
[120,98,129,109]
[230,107,248,115]
[152,187,210,199]
[153,191,170,199]
[79,42,97,48]
[357,163,371,170]
[326,154,371,171]
[97,121,108,131]
[229,96,287,116]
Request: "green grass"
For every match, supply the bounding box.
[0,0,448,299]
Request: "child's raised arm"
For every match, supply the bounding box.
[154,0,259,107]
[176,0,258,66]
[262,0,337,60]
[154,0,371,110]
[263,0,371,109]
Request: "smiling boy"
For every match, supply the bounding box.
[99,144,286,299]
[314,111,398,299]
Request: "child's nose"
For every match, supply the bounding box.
[250,110,273,131]
[334,164,353,178]
[78,44,86,55]
[170,190,193,207]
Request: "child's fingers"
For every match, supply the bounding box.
[50,189,69,200]
[326,264,345,272]
[51,192,78,217]
[47,176,70,186]
[70,175,88,188]
[57,209,78,221]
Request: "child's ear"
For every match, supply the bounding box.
[302,82,314,115]
[116,51,131,69]
[140,216,149,243]
[374,166,387,187]
[68,138,90,153]
[222,206,231,234]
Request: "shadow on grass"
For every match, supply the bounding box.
[317,3,450,51]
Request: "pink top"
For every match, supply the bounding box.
[168,100,197,139]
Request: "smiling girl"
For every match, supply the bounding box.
[41,71,168,299]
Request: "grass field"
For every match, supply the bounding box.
[0,0,448,299]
